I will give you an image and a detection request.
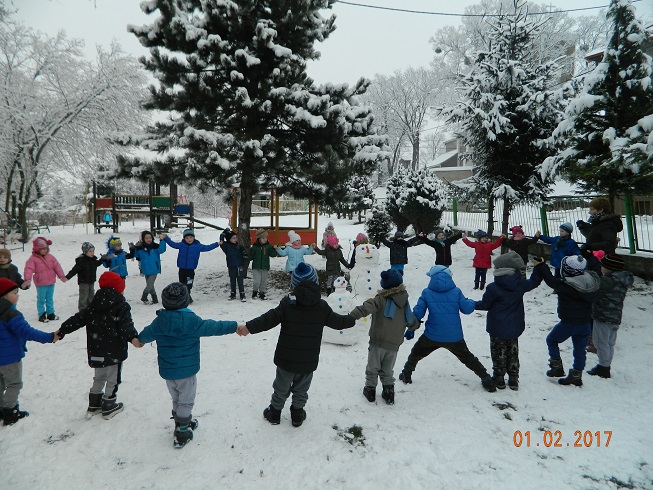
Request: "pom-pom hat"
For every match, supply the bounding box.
[32,236,52,253]
[561,255,586,278]
[288,230,301,243]
[291,263,318,288]
[510,225,524,235]
[326,235,339,248]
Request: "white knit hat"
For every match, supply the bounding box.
[561,255,587,277]
[288,230,301,243]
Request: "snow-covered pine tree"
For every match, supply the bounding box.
[443,0,564,234]
[346,174,374,222]
[365,202,392,246]
[398,169,447,233]
[385,165,411,232]
[115,0,385,246]
[541,0,653,199]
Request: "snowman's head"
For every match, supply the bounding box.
[356,244,379,262]
[333,277,348,289]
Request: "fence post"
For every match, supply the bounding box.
[452,198,458,226]
[539,206,549,237]
[623,194,636,254]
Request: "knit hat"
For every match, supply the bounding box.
[108,236,122,248]
[141,231,154,242]
[394,231,404,239]
[600,254,625,272]
[256,229,268,240]
[560,222,573,234]
[326,234,339,248]
[98,271,125,294]
[81,242,95,255]
[0,248,11,260]
[183,229,195,238]
[380,269,403,289]
[426,265,452,277]
[510,225,524,235]
[288,230,301,243]
[561,255,586,278]
[32,236,52,252]
[161,282,191,310]
[326,222,334,230]
[434,229,445,238]
[493,250,525,270]
[0,277,18,297]
[222,228,236,241]
[355,232,368,244]
[474,229,488,239]
[290,262,318,288]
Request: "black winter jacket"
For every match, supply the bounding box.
[380,236,420,265]
[66,255,104,284]
[0,263,25,287]
[505,236,538,264]
[314,244,351,275]
[419,233,462,266]
[577,213,623,255]
[246,281,355,373]
[60,288,137,367]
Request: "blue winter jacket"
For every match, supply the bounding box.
[0,299,53,366]
[133,242,167,276]
[276,245,314,272]
[138,308,237,380]
[537,235,581,270]
[474,271,542,340]
[412,271,475,342]
[219,238,247,268]
[103,248,134,278]
[163,236,219,270]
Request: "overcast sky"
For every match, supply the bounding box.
[13,0,653,85]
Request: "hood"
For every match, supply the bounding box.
[293,281,322,306]
[376,284,409,307]
[611,270,634,289]
[89,287,124,312]
[599,213,624,233]
[0,297,14,316]
[153,308,194,335]
[427,272,456,292]
[563,271,601,293]
[493,271,522,291]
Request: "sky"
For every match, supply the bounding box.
[12,0,653,86]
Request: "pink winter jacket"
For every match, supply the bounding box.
[23,252,66,287]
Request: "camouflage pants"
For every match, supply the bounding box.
[490,337,520,377]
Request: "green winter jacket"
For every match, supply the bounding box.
[249,241,278,270]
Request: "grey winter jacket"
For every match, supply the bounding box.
[592,271,634,325]
[349,285,418,352]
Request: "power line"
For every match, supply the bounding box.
[333,1,616,17]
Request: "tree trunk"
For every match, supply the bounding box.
[411,136,420,170]
[501,198,512,236]
[487,196,495,236]
[238,177,255,277]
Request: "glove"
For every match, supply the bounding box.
[576,220,585,227]
[404,330,415,340]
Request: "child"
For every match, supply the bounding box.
[398,265,496,393]
[588,254,633,379]
[0,248,27,289]
[218,228,248,302]
[161,229,219,304]
[138,282,238,448]
[66,242,104,311]
[250,229,278,300]
[0,278,59,425]
[505,225,539,266]
[321,221,336,248]
[349,269,418,404]
[461,230,505,290]
[23,237,67,322]
[59,271,141,419]
[533,255,600,387]
[275,230,314,275]
[474,251,542,390]
[239,263,355,427]
[313,234,352,295]
[131,231,167,305]
[101,236,135,279]
[379,231,420,276]
[418,228,463,266]
[535,223,581,277]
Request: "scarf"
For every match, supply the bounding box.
[383,298,415,324]
[587,212,605,224]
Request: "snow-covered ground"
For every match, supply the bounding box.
[1,217,652,490]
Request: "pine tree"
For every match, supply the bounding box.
[443,0,564,234]
[385,165,411,232]
[542,0,653,199]
[115,0,385,245]
[399,170,447,233]
[365,203,392,246]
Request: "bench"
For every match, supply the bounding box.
[27,221,50,233]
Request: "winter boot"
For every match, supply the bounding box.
[228,292,236,301]
[399,370,412,384]
[546,359,565,377]
[252,291,258,299]
[480,282,485,290]
[381,385,395,405]
[481,375,497,393]
[188,294,193,304]
[587,364,611,379]
[492,375,506,390]
[38,314,49,323]
[473,282,479,290]
[290,406,307,427]
[173,415,195,448]
[240,292,247,303]
[151,293,158,304]
[508,375,519,391]
[586,336,597,354]
[101,396,124,419]
[362,386,376,402]
[141,292,150,305]
[47,313,59,321]
[258,292,266,300]
[558,369,583,387]
[263,405,281,425]
[87,393,103,416]
[2,405,29,425]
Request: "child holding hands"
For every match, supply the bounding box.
[462,230,505,290]
[66,242,104,311]
[23,237,67,322]
[275,230,314,276]
[219,228,248,302]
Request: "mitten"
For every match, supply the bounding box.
[404,329,415,340]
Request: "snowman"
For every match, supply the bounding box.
[323,276,362,346]
[349,243,381,302]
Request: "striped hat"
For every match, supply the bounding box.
[561,255,586,278]
[81,242,95,254]
[600,254,625,272]
[291,263,318,288]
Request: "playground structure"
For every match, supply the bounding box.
[231,187,319,245]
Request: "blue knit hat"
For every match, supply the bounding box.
[183,229,195,238]
[81,242,95,254]
[474,229,488,239]
[380,269,403,289]
[291,263,319,288]
[426,265,452,277]
[559,222,573,234]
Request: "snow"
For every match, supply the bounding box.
[1,217,652,489]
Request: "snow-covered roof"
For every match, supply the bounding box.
[424,150,458,169]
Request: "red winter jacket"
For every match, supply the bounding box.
[462,236,503,269]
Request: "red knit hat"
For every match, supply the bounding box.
[98,271,125,294]
[0,277,19,297]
